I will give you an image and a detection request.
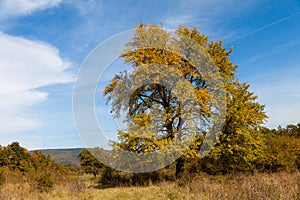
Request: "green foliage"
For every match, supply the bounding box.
[0,142,71,192]
[31,151,54,171]
[78,148,104,176]
[0,142,33,172]
[258,124,300,171]
[200,82,267,174]
[36,173,53,192]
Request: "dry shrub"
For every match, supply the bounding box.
[167,170,300,200]
[36,173,53,192]
[0,168,6,186]
[98,167,175,188]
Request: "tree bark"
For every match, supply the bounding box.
[175,157,185,179]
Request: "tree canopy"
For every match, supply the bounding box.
[103,24,267,177]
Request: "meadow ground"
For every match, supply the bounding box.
[0,170,299,200]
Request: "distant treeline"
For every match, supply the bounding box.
[31,148,82,166]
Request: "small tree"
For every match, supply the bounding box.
[78,149,103,177]
[0,142,33,172]
[31,151,56,172]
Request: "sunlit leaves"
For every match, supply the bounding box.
[103,24,267,174]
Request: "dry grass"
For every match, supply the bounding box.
[170,170,300,200]
[0,171,299,200]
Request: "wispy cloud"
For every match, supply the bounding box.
[244,40,300,64]
[162,0,257,39]
[70,0,102,16]
[0,32,73,133]
[0,0,63,19]
[226,11,300,44]
[164,15,194,28]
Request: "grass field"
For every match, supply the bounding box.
[0,170,299,200]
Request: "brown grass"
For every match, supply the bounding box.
[0,171,299,200]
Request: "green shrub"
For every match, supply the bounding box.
[36,173,53,192]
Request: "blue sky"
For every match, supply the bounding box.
[0,0,300,150]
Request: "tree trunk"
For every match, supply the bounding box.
[175,157,184,179]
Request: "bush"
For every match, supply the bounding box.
[36,173,53,192]
[97,166,175,188]
[257,126,300,172]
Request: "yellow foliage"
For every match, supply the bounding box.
[103,24,268,174]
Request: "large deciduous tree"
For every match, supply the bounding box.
[104,24,267,177]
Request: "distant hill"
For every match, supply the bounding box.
[30,148,83,166]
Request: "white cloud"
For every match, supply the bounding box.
[0,32,72,133]
[70,0,102,16]
[164,15,194,27]
[0,0,63,19]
